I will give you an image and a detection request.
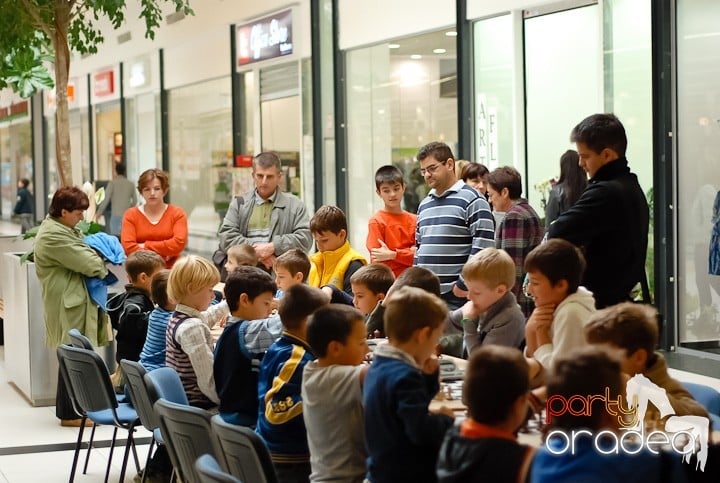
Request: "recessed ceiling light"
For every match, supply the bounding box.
[433,48,447,54]
[445,31,458,37]
[410,54,422,60]
[388,43,400,49]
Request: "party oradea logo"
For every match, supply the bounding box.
[544,374,710,472]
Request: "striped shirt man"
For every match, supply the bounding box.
[415,180,495,297]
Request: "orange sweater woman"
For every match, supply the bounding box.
[121,169,188,267]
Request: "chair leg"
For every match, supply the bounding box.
[68,416,87,483]
[140,439,155,483]
[118,424,136,483]
[130,428,141,473]
[83,422,97,474]
[104,427,118,483]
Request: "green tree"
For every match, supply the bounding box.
[0,0,192,186]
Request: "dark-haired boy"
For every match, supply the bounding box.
[350,264,394,337]
[303,304,369,482]
[214,266,280,426]
[364,286,454,483]
[367,165,417,277]
[139,269,174,372]
[436,345,534,483]
[308,205,367,295]
[256,284,329,481]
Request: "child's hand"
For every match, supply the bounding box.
[460,300,479,320]
[370,239,396,261]
[430,404,456,418]
[526,305,555,332]
[421,355,440,375]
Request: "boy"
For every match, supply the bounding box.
[139,269,173,372]
[363,286,455,483]
[214,266,280,426]
[447,248,525,353]
[256,284,329,481]
[366,165,417,277]
[523,239,596,384]
[166,255,229,408]
[111,250,165,365]
[303,304,369,483]
[225,243,259,273]
[436,345,534,483]
[350,263,394,337]
[531,347,688,483]
[585,302,708,423]
[308,205,366,295]
[13,177,34,233]
[275,248,311,296]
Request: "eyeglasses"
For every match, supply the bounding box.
[420,160,447,176]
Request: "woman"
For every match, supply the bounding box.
[545,149,587,229]
[460,162,490,197]
[121,169,188,267]
[34,186,110,425]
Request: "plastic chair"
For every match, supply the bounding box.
[211,415,277,483]
[682,381,720,428]
[68,328,94,350]
[195,454,242,483]
[155,398,217,483]
[143,367,189,406]
[57,344,141,483]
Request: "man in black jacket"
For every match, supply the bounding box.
[548,113,649,309]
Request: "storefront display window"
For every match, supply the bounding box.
[0,116,32,218]
[124,92,161,181]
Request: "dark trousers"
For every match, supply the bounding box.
[56,367,77,420]
[273,461,311,483]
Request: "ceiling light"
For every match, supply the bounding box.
[388,43,400,49]
[433,48,446,54]
[445,31,458,37]
[410,54,422,60]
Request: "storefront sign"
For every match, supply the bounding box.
[94,70,115,97]
[475,94,499,168]
[128,59,150,88]
[235,155,253,167]
[236,9,293,67]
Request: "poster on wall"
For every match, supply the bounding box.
[236,9,293,67]
[475,94,499,169]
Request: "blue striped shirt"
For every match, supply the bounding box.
[414,181,495,294]
[139,306,173,372]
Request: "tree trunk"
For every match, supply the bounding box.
[52,0,72,187]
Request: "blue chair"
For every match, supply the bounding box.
[57,344,141,483]
[143,367,189,406]
[682,381,720,429]
[211,415,277,483]
[195,454,242,483]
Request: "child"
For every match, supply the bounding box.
[139,269,173,372]
[447,248,525,353]
[363,286,454,483]
[111,250,165,365]
[523,239,596,384]
[436,345,534,483]
[531,346,688,483]
[303,304,369,482]
[274,248,311,296]
[256,284,329,481]
[214,266,280,426]
[308,205,367,295]
[166,255,229,408]
[366,165,417,277]
[349,263,394,337]
[225,243,259,273]
[585,302,708,423]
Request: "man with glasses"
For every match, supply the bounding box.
[414,142,495,316]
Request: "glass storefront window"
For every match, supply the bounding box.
[95,100,122,183]
[125,92,161,182]
[677,0,720,350]
[346,29,458,254]
[0,118,33,218]
[168,77,232,258]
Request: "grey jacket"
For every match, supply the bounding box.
[449,291,525,353]
[218,189,312,255]
[97,175,137,217]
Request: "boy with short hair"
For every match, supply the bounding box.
[585,302,708,422]
[166,255,229,408]
[308,205,367,295]
[364,286,455,483]
[225,243,259,273]
[274,248,311,295]
[256,284,329,481]
[523,239,596,383]
[139,269,174,372]
[437,345,534,483]
[350,263,394,337]
[447,248,525,353]
[214,266,280,426]
[367,165,417,277]
[303,304,369,483]
[111,250,165,365]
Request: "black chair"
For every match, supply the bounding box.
[210,415,277,483]
[68,328,94,350]
[195,454,242,483]
[57,344,141,483]
[155,398,217,483]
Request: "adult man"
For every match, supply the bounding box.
[486,166,543,318]
[548,113,649,309]
[95,162,136,236]
[415,142,495,310]
[218,152,312,269]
